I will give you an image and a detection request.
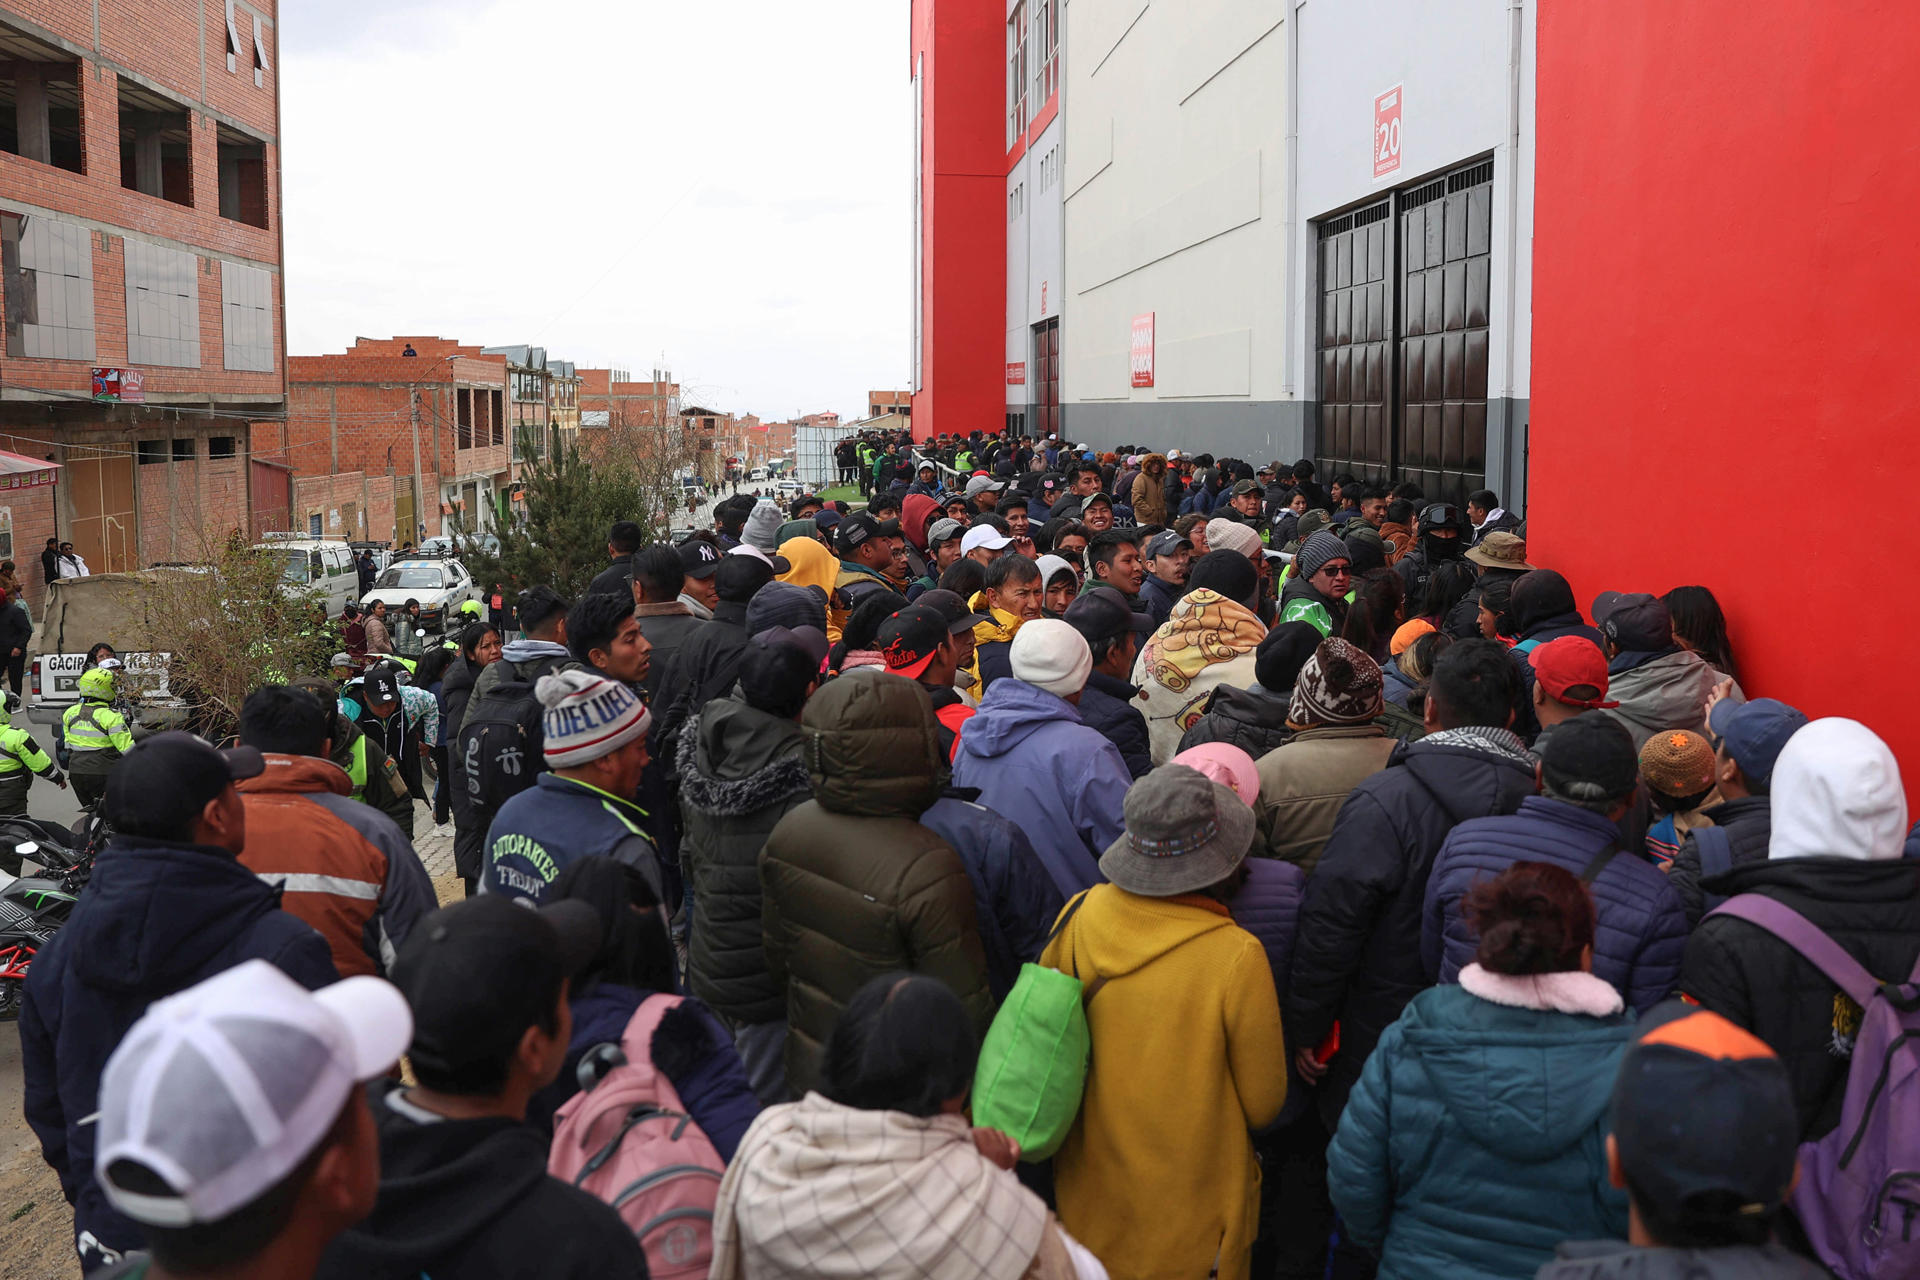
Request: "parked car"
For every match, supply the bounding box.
[358,558,479,637]
[254,536,359,617]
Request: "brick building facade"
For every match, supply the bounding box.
[0,0,286,609]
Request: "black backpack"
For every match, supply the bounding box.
[456,656,572,827]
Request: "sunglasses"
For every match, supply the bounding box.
[1315,561,1353,578]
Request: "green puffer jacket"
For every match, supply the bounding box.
[760,669,993,1094]
[677,696,813,1027]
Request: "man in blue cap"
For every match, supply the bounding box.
[1664,690,1809,925]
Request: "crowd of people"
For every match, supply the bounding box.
[13,423,1920,1280]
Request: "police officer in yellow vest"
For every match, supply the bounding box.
[62,666,133,808]
[0,693,64,816]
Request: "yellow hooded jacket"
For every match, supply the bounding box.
[776,536,841,642]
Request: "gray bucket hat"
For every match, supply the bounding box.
[1099,764,1256,897]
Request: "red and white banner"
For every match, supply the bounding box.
[1130,314,1155,388]
[1006,362,1026,385]
[1373,85,1403,180]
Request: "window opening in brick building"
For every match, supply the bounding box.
[490,390,504,446]
[124,238,200,368]
[2,212,96,360]
[116,81,193,207]
[172,438,194,461]
[457,388,473,450]
[137,440,166,465]
[209,436,235,458]
[216,124,268,228]
[220,260,273,371]
[0,30,85,175]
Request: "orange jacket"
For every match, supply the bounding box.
[237,754,435,977]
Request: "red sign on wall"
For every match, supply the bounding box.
[1130,314,1155,388]
[1374,85,1403,180]
[1006,362,1026,386]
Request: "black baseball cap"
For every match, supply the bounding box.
[1143,529,1191,560]
[836,512,883,555]
[1064,585,1155,645]
[677,538,723,580]
[1610,1002,1799,1219]
[393,896,603,1082]
[876,605,949,679]
[715,554,776,603]
[103,731,265,838]
[1591,590,1674,651]
[1539,711,1639,801]
[361,667,400,709]
[914,588,988,633]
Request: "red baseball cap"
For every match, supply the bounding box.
[1529,635,1619,709]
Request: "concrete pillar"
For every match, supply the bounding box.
[13,63,50,165]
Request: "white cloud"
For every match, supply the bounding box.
[279,0,911,420]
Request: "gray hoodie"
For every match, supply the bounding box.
[1601,648,1716,750]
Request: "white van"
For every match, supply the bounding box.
[254,536,358,617]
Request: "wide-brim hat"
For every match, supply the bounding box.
[1099,766,1256,897]
[1465,530,1536,571]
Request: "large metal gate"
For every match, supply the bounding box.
[1315,158,1494,507]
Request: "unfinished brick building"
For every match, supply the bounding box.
[0,0,287,607]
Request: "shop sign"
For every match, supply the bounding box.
[1374,84,1403,180]
[91,367,145,403]
[1006,363,1026,385]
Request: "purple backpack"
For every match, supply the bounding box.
[1710,895,1920,1278]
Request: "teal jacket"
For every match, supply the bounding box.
[1328,980,1632,1280]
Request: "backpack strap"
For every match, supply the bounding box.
[1708,895,1883,1007]
[1579,844,1621,884]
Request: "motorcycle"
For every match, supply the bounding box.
[0,827,100,1020]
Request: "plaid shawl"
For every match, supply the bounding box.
[711,1092,1049,1280]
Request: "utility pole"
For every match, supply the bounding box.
[408,385,426,544]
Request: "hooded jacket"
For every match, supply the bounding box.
[776,536,843,641]
[760,670,992,1092]
[312,1084,648,1280]
[1286,729,1539,1122]
[1254,725,1398,875]
[1537,1240,1832,1280]
[1078,668,1153,779]
[1329,975,1631,1280]
[920,792,1067,1000]
[676,697,812,1025]
[1129,458,1169,526]
[1040,885,1286,1280]
[1602,647,1716,749]
[1175,682,1297,759]
[901,493,940,551]
[1423,796,1688,1011]
[236,753,436,979]
[964,593,1023,691]
[1132,588,1265,765]
[950,677,1132,899]
[20,836,336,1259]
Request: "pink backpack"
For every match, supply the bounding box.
[548,994,724,1279]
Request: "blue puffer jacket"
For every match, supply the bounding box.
[1329,981,1632,1280]
[1380,655,1419,709]
[1423,796,1688,1012]
[21,836,337,1259]
[920,792,1067,999]
[1231,856,1310,1126]
[1078,670,1152,779]
[528,982,761,1162]
[952,678,1131,898]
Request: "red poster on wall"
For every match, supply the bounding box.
[1374,84,1403,180]
[1130,314,1155,388]
[1006,362,1026,385]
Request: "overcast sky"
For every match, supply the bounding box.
[279,0,911,422]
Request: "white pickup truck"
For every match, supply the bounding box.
[27,573,180,726]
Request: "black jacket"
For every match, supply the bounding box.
[440,655,479,746]
[1285,730,1537,1124]
[1140,573,1181,628]
[21,837,336,1258]
[1666,795,1773,926]
[314,1085,648,1280]
[675,697,812,1025]
[1538,1240,1829,1279]
[1079,670,1152,779]
[586,556,633,598]
[0,600,31,655]
[1175,682,1296,760]
[1680,856,1920,1139]
[651,598,753,778]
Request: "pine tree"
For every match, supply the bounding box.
[458,432,605,601]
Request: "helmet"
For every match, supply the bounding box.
[458,599,483,618]
[78,666,117,700]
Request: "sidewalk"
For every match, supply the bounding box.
[410,800,466,905]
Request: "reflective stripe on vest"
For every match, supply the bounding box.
[63,702,119,752]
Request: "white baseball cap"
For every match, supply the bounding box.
[960,526,1013,556]
[96,960,411,1228]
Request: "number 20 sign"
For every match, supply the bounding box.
[1374,84,1403,180]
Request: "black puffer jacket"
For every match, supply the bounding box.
[1680,856,1920,1139]
[760,670,992,1093]
[1285,729,1538,1125]
[1665,795,1772,926]
[1079,670,1152,779]
[676,696,812,1026]
[1176,683,1295,759]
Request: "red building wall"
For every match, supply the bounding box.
[910,0,1006,443]
[1531,1,1920,791]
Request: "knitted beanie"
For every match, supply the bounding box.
[1639,729,1717,801]
[1204,518,1263,560]
[1296,530,1350,582]
[743,500,784,553]
[1288,636,1385,726]
[536,669,651,767]
[1009,618,1093,698]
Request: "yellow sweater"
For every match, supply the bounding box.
[1039,885,1286,1280]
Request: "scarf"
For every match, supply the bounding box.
[711,1093,1048,1280]
[1419,724,1534,766]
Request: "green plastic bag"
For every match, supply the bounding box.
[971,890,1101,1161]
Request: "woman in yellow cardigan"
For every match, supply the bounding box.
[1039,764,1288,1280]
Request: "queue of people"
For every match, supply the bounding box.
[13,427,1918,1280]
